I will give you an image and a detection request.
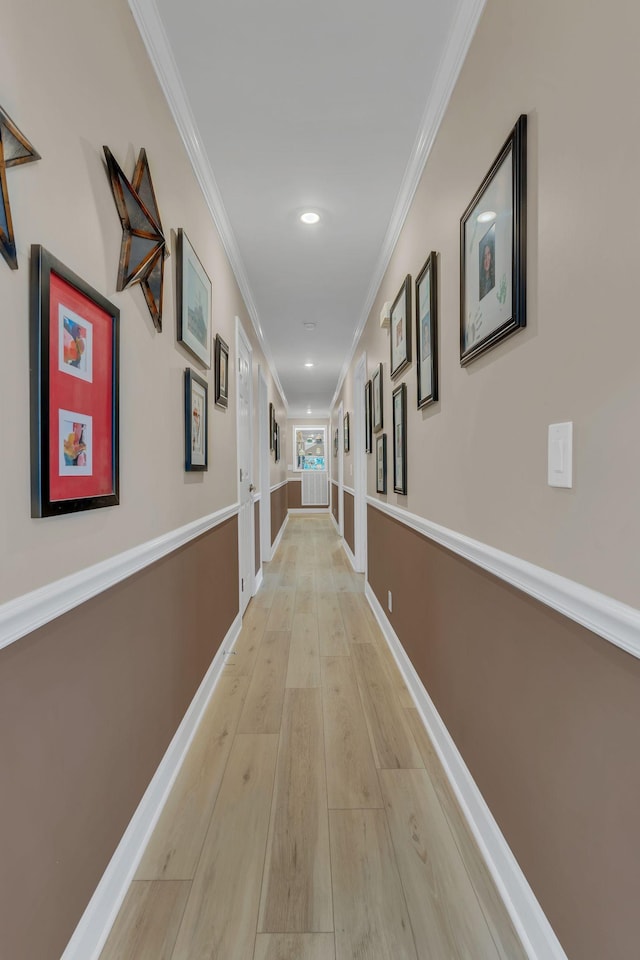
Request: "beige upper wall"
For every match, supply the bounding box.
[0,0,283,603]
[339,0,640,608]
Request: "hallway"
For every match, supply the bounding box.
[99,516,526,960]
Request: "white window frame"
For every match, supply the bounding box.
[292,424,327,472]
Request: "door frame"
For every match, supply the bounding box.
[353,351,367,573]
[338,401,344,538]
[235,316,254,617]
[258,365,271,567]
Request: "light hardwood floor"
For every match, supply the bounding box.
[100,516,527,960]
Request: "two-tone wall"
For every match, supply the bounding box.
[332,0,640,957]
[0,0,284,956]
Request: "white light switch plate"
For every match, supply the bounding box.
[548,422,573,488]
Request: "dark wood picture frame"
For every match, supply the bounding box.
[214,334,229,408]
[390,275,412,379]
[372,362,383,432]
[376,434,387,494]
[364,379,372,453]
[274,421,280,462]
[184,367,208,471]
[344,412,350,452]
[392,383,407,495]
[333,427,339,457]
[416,252,438,408]
[269,402,275,450]
[460,114,527,365]
[29,245,119,517]
[176,228,212,367]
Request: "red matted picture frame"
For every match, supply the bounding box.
[30,245,120,517]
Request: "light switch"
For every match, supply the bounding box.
[548,422,573,488]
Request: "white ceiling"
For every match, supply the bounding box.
[142,0,482,415]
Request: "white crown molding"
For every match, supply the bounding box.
[61,611,242,960]
[0,503,239,651]
[365,583,567,960]
[367,496,640,661]
[127,0,289,414]
[330,0,488,413]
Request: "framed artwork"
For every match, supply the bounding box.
[376,434,387,494]
[364,379,372,453]
[177,229,212,367]
[460,114,527,365]
[0,104,41,270]
[372,362,383,432]
[269,402,275,450]
[392,383,407,495]
[184,368,208,471]
[333,427,339,456]
[274,421,280,462]
[416,252,438,408]
[29,245,119,517]
[390,275,412,379]
[215,334,229,408]
[343,412,350,452]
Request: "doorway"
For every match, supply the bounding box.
[235,317,254,617]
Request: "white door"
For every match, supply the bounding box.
[258,367,271,565]
[236,318,254,617]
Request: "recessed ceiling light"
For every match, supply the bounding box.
[477,210,496,223]
[300,211,320,225]
[304,362,314,368]
[304,322,316,330]
[307,409,312,414]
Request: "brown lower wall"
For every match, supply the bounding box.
[343,490,355,553]
[254,499,260,574]
[367,504,640,960]
[287,479,328,509]
[331,481,339,526]
[0,516,238,960]
[270,484,288,545]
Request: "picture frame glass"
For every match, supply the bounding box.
[417,264,433,402]
[215,334,229,407]
[376,435,386,494]
[372,363,383,432]
[390,277,411,378]
[178,230,212,368]
[393,385,406,494]
[190,377,207,467]
[364,380,372,453]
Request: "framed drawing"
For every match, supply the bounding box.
[392,383,407,495]
[177,229,211,367]
[333,427,339,456]
[215,334,229,408]
[343,412,350,452]
[376,434,387,494]
[390,275,411,379]
[416,252,438,408]
[364,379,372,453]
[372,362,383,432]
[460,114,527,365]
[274,421,280,462]
[269,402,275,450]
[29,245,119,517]
[184,368,208,471]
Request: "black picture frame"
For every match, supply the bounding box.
[364,379,372,453]
[392,383,407,495]
[416,252,438,408]
[333,427,339,457]
[372,362,383,432]
[460,114,527,365]
[184,367,208,471]
[344,412,350,452]
[390,275,412,379]
[269,402,275,450]
[29,245,119,517]
[176,228,212,367]
[376,434,387,494]
[214,334,229,408]
[274,421,280,462]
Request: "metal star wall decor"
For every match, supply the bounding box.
[103,146,168,330]
[0,104,40,270]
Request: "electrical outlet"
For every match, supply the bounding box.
[388,590,393,613]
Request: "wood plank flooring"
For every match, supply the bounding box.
[100,516,527,960]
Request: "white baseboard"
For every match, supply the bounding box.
[330,512,340,535]
[61,611,242,960]
[365,583,568,960]
[253,567,263,596]
[270,513,289,557]
[342,538,357,572]
[288,508,330,515]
